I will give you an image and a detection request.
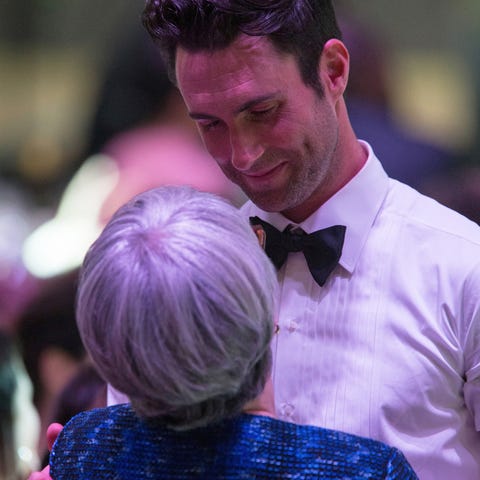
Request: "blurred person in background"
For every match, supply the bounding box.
[22,20,244,283]
[48,361,106,431]
[87,22,245,219]
[0,180,40,333]
[17,274,107,470]
[0,330,40,479]
[421,165,480,225]
[38,361,106,468]
[339,14,457,191]
[76,20,245,216]
[16,270,86,465]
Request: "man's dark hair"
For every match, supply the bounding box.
[142,0,342,96]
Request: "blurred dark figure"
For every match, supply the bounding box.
[16,270,86,461]
[422,165,480,225]
[0,330,40,478]
[0,332,17,479]
[20,20,243,281]
[64,21,243,209]
[77,23,173,167]
[0,180,41,333]
[341,16,457,191]
[40,361,106,468]
[49,361,106,429]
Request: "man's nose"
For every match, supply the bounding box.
[230,129,265,171]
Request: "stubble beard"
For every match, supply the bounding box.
[220,110,339,214]
[252,132,339,215]
[225,147,336,214]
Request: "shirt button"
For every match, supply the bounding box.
[287,320,299,333]
[281,402,295,417]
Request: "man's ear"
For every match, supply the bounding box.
[319,39,350,101]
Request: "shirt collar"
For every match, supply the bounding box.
[247,141,389,273]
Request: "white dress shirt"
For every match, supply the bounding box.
[241,141,480,480]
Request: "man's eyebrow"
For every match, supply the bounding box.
[188,92,281,120]
[234,92,280,115]
[189,112,218,121]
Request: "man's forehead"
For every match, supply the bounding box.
[175,36,294,94]
[176,35,276,77]
[177,63,282,119]
[176,33,269,59]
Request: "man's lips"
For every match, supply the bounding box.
[243,162,286,180]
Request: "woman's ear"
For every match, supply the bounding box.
[319,39,350,101]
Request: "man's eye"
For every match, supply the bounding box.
[198,119,221,132]
[249,105,277,120]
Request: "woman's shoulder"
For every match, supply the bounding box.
[49,404,138,479]
[244,415,418,479]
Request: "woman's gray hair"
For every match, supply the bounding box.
[76,185,277,430]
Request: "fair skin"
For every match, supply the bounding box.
[176,34,367,223]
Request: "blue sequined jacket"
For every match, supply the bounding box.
[50,404,418,479]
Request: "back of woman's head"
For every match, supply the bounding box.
[76,186,277,429]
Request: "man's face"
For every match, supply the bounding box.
[176,35,340,220]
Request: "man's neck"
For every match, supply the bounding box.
[281,139,367,223]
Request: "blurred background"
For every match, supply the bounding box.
[1,0,479,236]
[0,0,479,477]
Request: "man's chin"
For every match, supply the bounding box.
[244,191,288,213]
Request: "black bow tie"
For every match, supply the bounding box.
[250,216,346,287]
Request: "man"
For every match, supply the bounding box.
[141,1,480,479]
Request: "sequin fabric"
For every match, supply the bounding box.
[50,404,418,479]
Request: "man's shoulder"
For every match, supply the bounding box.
[385,179,480,245]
